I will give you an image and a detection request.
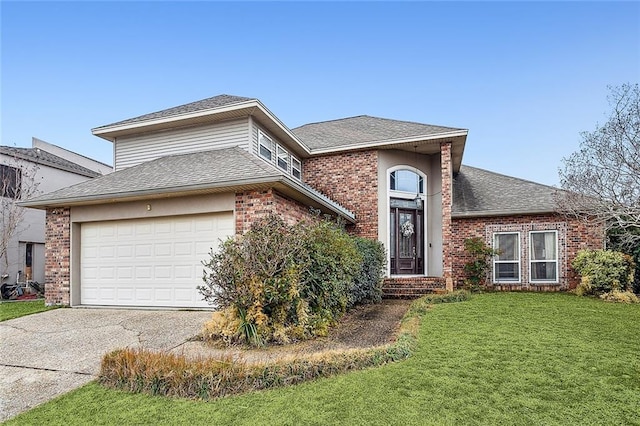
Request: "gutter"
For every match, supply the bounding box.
[452,208,558,218]
[308,130,468,155]
[19,174,356,223]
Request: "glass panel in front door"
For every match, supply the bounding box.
[399,212,414,258]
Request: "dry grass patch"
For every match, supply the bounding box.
[98,296,450,400]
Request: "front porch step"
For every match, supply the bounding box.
[382,277,447,299]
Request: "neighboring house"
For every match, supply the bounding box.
[22,95,604,308]
[1,138,111,286]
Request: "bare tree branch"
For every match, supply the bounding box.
[1,149,41,275]
[557,83,640,251]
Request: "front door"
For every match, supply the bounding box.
[390,206,424,275]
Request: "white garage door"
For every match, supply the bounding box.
[80,213,233,308]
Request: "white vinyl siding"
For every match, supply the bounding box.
[80,213,233,308]
[115,118,249,170]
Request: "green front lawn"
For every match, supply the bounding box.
[0,299,58,321]
[6,293,640,425]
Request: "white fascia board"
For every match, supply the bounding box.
[452,208,557,218]
[91,100,313,156]
[19,173,355,223]
[253,100,312,155]
[91,100,261,137]
[308,130,469,155]
[18,175,284,209]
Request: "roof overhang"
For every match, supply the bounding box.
[309,130,468,172]
[92,100,312,158]
[452,208,557,218]
[20,175,356,224]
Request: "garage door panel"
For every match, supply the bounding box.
[81,213,231,308]
[134,266,152,279]
[154,243,172,257]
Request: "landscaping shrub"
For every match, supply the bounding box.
[572,249,636,296]
[348,237,386,307]
[297,220,361,324]
[462,237,498,291]
[198,215,385,346]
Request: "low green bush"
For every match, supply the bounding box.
[572,249,636,296]
[408,290,471,315]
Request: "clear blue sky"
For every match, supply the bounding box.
[2,1,638,186]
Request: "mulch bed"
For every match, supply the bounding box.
[174,299,413,363]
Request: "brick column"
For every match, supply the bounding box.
[440,142,454,291]
[45,208,71,306]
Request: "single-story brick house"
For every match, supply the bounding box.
[22,95,604,308]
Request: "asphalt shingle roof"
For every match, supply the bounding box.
[95,94,254,129]
[293,115,464,150]
[0,146,100,178]
[24,147,280,204]
[453,165,559,216]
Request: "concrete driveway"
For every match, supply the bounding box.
[0,308,211,422]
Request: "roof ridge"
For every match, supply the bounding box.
[0,145,100,178]
[293,114,464,131]
[293,115,369,128]
[460,164,559,191]
[94,94,256,130]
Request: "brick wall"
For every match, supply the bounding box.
[303,150,378,239]
[44,208,71,306]
[451,214,604,291]
[235,188,315,233]
[440,142,453,290]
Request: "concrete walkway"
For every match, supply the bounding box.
[0,308,211,422]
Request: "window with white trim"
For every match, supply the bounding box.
[276,145,289,172]
[529,231,558,282]
[291,156,301,180]
[493,232,520,283]
[258,130,274,162]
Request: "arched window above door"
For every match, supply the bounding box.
[390,169,424,194]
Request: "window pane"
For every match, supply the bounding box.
[291,158,301,180]
[390,211,396,258]
[495,263,519,281]
[259,132,273,161]
[531,232,556,261]
[531,262,557,281]
[399,212,413,257]
[390,170,422,193]
[495,234,518,261]
[277,146,288,171]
